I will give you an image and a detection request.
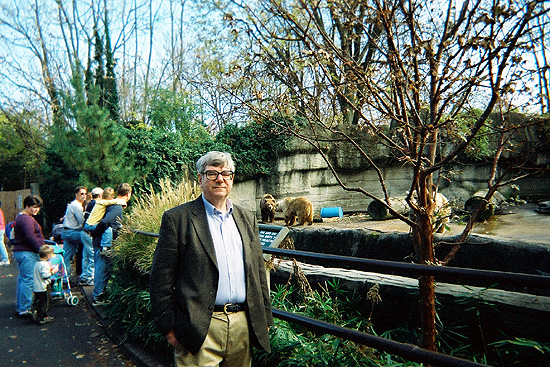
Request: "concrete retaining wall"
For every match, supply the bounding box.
[231,150,550,217]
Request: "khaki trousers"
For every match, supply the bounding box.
[174,311,252,367]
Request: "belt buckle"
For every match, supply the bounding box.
[223,303,230,315]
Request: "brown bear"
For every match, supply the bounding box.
[276,197,313,226]
[260,194,277,223]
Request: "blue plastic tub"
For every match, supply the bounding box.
[320,207,343,218]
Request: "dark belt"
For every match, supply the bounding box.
[213,303,246,314]
[64,227,81,230]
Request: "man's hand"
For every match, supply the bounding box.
[166,330,178,346]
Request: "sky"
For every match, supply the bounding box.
[0,0,548,121]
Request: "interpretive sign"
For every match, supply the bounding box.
[258,223,289,260]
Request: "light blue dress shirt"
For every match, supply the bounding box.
[202,196,246,305]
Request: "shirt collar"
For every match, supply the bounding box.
[202,195,233,218]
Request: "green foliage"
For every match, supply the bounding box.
[37,60,132,228]
[490,338,550,366]
[256,283,418,367]
[125,124,219,195]
[215,118,290,178]
[51,64,135,187]
[93,27,106,108]
[0,110,45,190]
[38,149,81,228]
[124,88,227,194]
[147,89,202,136]
[437,293,550,366]
[126,127,192,194]
[103,264,168,351]
[0,160,28,192]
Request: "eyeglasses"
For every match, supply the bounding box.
[202,170,234,181]
[79,192,87,195]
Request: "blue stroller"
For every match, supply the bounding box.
[45,239,79,306]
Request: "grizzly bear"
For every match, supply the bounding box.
[276,197,313,226]
[260,194,277,223]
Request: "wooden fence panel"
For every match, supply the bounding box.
[0,189,32,222]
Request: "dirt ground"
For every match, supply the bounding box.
[273,202,550,244]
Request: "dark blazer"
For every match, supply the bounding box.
[150,196,273,355]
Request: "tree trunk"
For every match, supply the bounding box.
[34,1,62,124]
[412,180,438,354]
[414,213,438,352]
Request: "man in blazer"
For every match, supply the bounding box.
[150,151,273,367]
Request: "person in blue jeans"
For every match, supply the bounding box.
[11,195,46,318]
[79,187,104,286]
[89,183,132,306]
[83,187,124,253]
[61,186,87,280]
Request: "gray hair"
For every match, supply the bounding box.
[196,151,235,173]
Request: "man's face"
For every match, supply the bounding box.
[76,189,87,203]
[198,165,234,203]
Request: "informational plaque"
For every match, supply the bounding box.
[258,224,289,260]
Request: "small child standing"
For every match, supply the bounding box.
[33,245,59,325]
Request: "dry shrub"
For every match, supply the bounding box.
[113,178,200,274]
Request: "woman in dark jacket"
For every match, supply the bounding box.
[12,195,45,318]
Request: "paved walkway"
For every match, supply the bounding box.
[0,256,169,367]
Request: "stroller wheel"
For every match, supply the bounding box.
[67,296,79,306]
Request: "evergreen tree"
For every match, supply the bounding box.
[84,42,94,106]
[104,11,120,122]
[93,27,106,109]
[52,61,134,187]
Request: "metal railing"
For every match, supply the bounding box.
[272,308,486,367]
[133,228,550,366]
[262,247,550,289]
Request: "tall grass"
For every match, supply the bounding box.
[113,178,200,274]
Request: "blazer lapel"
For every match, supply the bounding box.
[232,206,252,264]
[189,196,218,267]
